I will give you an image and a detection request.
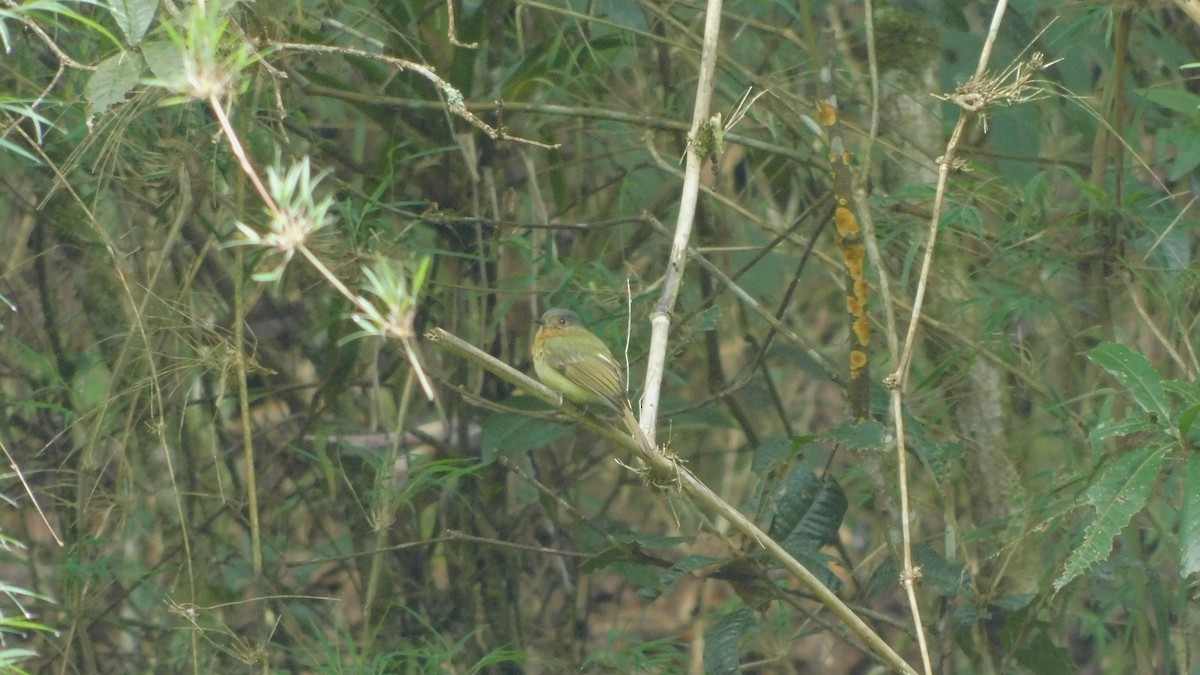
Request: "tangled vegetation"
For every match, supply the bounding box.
[1,0,1199,672]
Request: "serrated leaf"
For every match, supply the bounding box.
[750,436,793,476]
[821,419,885,450]
[1181,455,1200,579]
[1086,343,1171,423]
[703,607,755,674]
[86,51,143,115]
[861,555,897,600]
[790,549,843,593]
[140,39,184,82]
[109,0,158,45]
[913,544,969,597]
[766,467,847,556]
[1054,445,1169,590]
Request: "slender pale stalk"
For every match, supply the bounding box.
[641,0,724,443]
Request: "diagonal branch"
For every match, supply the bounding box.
[426,326,918,674]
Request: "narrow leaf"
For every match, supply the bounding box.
[1181,455,1200,579]
[1134,87,1200,115]
[1090,417,1156,443]
[1086,343,1171,422]
[1179,404,1200,441]
[1055,445,1169,590]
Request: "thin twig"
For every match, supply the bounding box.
[642,215,840,383]
[208,95,277,211]
[885,3,1014,675]
[0,437,62,546]
[445,0,478,48]
[856,0,898,360]
[4,1,95,71]
[272,42,554,149]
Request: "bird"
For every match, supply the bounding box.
[531,308,655,453]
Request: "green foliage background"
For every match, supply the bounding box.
[1,0,1199,672]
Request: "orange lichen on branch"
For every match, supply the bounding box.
[829,151,871,421]
[819,100,838,127]
[850,349,868,370]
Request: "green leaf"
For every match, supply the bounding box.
[478,406,571,459]
[702,607,755,674]
[790,549,844,594]
[1086,343,1171,423]
[140,39,184,82]
[861,555,898,600]
[1164,381,1200,438]
[610,561,661,596]
[0,100,56,164]
[1055,444,1169,591]
[86,50,143,115]
[109,0,158,45]
[1134,86,1200,114]
[1165,126,1200,182]
[750,436,793,475]
[1179,404,1200,441]
[1090,417,1156,443]
[1181,455,1200,579]
[1012,627,1075,675]
[1162,380,1200,405]
[821,419,885,449]
[71,353,113,414]
[766,467,847,556]
[913,544,969,597]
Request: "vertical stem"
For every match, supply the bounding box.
[642,0,724,442]
[362,369,416,634]
[886,2,1012,674]
[233,248,262,576]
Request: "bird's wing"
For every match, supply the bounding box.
[548,336,627,410]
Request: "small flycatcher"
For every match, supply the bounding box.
[531,308,653,451]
